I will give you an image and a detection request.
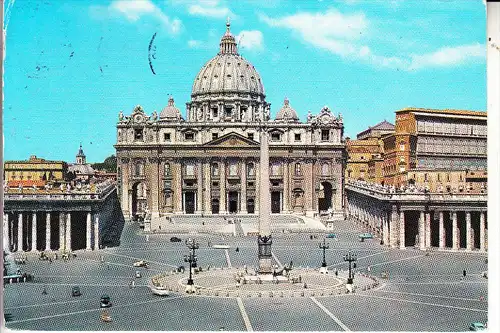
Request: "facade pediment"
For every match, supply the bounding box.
[203,132,258,147]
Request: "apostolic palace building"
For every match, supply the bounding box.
[115,22,345,220]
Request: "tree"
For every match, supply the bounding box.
[92,155,117,173]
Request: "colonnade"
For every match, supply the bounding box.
[347,196,487,252]
[3,211,100,253]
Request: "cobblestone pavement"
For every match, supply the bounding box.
[3,217,488,331]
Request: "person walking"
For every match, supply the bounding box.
[463,269,467,278]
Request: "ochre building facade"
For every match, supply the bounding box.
[115,22,345,219]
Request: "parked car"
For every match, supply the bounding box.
[481,271,487,279]
[100,295,112,308]
[469,322,486,331]
[72,286,81,297]
[170,237,182,242]
[326,233,337,239]
[359,233,374,241]
[135,270,142,278]
[133,260,148,268]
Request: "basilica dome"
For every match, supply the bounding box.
[191,21,265,98]
[275,98,299,122]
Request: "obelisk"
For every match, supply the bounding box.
[258,126,273,274]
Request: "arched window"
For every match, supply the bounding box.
[271,163,280,176]
[295,163,301,176]
[322,163,330,176]
[212,163,219,176]
[164,163,170,176]
[134,161,144,176]
[247,163,255,176]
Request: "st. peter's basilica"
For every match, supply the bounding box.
[115,21,345,220]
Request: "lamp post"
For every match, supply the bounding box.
[343,251,357,285]
[184,238,199,289]
[319,238,329,268]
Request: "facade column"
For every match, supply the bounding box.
[94,215,100,250]
[419,211,426,250]
[196,161,203,214]
[59,212,65,252]
[174,159,183,214]
[18,213,24,252]
[399,210,405,249]
[65,212,72,252]
[31,213,37,252]
[304,159,314,216]
[389,205,399,248]
[240,159,247,213]
[479,211,486,252]
[466,211,472,251]
[45,212,51,251]
[438,211,445,249]
[86,212,92,250]
[203,159,211,214]
[425,212,431,249]
[452,211,459,250]
[255,160,260,215]
[282,159,289,213]
[150,158,160,218]
[219,159,227,214]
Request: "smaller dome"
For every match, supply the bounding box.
[159,97,183,121]
[275,97,299,122]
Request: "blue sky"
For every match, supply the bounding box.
[3,0,487,163]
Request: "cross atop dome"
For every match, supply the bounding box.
[219,18,238,55]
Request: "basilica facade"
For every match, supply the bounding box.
[115,22,345,219]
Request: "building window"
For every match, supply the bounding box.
[400,141,405,151]
[437,173,441,181]
[295,163,301,176]
[185,164,195,176]
[164,163,170,176]
[134,162,144,176]
[212,181,219,187]
[248,133,254,140]
[164,133,171,142]
[322,163,330,176]
[224,107,232,118]
[271,132,281,141]
[321,130,330,141]
[134,129,143,141]
[247,163,255,176]
[271,163,280,176]
[295,133,301,141]
[212,108,218,118]
[248,181,254,187]
[424,173,428,181]
[185,132,195,141]
[229,163,237,176]
[212,163,219,176]
[212,133,219,140]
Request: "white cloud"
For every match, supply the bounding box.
[187,0,235,18]
[91,0,182,34]
[409,43,485,70]
[187,39,203,48]
[261,10,485,71]
[236,30,264,51]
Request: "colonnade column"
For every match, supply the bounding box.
[438,211,445,249]
[31,213,37,252]
[399,210,405,249]
[419,211,426,251]
[479,212,486,252]
[219,159,227,214]
[94,215,100,250]
[466,212,472,251]
[3,214,9,251]
[452,211,459,250]
[65,212,72,252]
[18,213,23,252]
[383,214,390,246]
[425,212,431,249]
[389,205,399,248]
[240,160,247,214]
[59,213,65,252]
[196,161,203,214]
[45,213,51,251]
[86,212,92,250]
